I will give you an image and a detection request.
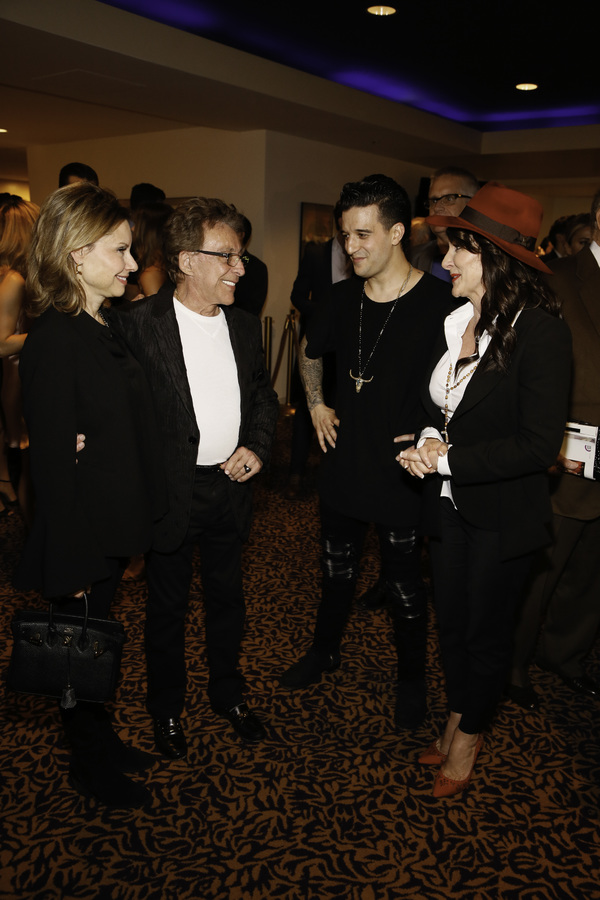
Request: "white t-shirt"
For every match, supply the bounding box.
[174,297,241,465]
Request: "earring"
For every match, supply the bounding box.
[75,261,82,277]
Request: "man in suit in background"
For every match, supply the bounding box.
[117,198,279,758]
[233,215,269,316]
[286,205,353,498]
[508,187,600,708]
[412,166,480,282]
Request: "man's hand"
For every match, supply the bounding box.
[310,403,340,453]
[76,433,86,463]
[555,453,583,476]
[397,438,448,478]
[222,447,263,482]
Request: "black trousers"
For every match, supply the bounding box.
[511,512,600,680]
[145,467,246,719]
[433,499,532,734]
[312,501,425,654]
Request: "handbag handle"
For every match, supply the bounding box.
[47,592,90,650]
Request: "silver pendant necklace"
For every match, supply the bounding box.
[350,265,412,393]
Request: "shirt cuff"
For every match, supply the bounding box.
[437,447,452,477]
[417,427,444,448]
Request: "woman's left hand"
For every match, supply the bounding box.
[397,438,448,478]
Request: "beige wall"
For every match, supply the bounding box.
[26,125,430,398]
[25,124,598,397]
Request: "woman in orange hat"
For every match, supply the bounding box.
[398,183,572,797]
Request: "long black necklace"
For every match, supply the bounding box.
[349,265,412,393]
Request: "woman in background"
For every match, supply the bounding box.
[17,182,164,809]
[399,184,572,797]
[129,201,171,298]
[0,195,39,523]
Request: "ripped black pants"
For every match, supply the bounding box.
[312,501,426,655]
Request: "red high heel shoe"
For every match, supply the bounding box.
[432,735,484,798]
[418,739,447,765]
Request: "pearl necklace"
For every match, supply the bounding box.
[349,265,412,394]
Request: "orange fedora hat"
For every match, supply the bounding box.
[426,181,551,274]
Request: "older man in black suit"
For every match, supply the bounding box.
[117,198,279,758]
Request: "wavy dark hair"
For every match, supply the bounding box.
[447,226,561,375]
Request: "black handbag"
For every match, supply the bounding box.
[6,594,126,708]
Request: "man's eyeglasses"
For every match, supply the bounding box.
[425,193,472,210]
[194,250,249,267]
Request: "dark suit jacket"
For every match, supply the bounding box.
[16,308,164,597]
[115,282,279,552]
[547,246,600,520]
[290,240,335,330]
[233,252,268,317]
[420,306,572,560]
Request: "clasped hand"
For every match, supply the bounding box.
[395,435,448,479]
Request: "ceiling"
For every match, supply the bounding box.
[0,0,598,184]
[98,0,599,132]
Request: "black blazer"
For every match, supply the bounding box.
[420,306,572,559]
[16,308,164,597]
[115,283,279,552]
[290,239,334,320]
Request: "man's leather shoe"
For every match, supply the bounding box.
[560,674,599,698]
[505,683,540,711]
[153,717,188,759]
[280,649,341,689]
[211,702,266,743]
[536,661,600,699]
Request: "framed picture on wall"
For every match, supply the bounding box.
[299,202,336,262]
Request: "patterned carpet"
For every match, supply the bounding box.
[1,412,600,900]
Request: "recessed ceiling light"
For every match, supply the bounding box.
[367,6,397,15]
[516,83,538,92]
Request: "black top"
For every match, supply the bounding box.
[306,273,453,524]
[16,306,165,597]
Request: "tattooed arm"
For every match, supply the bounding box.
[298,335,339,452]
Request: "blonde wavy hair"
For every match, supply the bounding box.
[0,196,40,277]
[26,183,128,317]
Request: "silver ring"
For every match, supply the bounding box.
[244,464,251,473]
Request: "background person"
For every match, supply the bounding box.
[15,182,165,809]
[508,188,600,708]
[58,162,99,188]
[0,195,39,523]
[399,183,572,796]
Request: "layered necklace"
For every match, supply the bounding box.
[442,348,480,442]
[349,265,412,393]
